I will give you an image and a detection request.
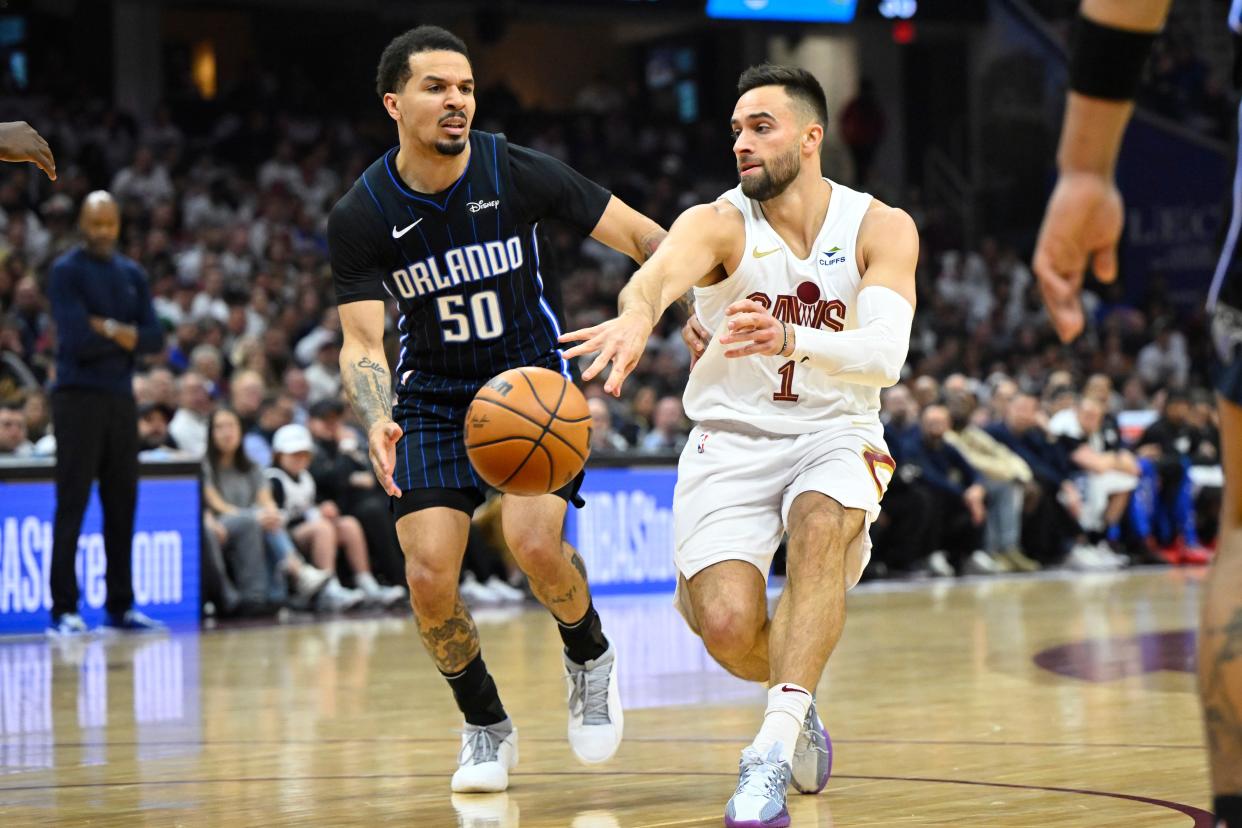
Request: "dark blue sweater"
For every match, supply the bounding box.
[900,432,979,496]
[986,423,1072,487]
[48,247,164,395]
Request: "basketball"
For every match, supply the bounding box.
[464,366,591,496]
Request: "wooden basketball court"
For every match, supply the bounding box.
[0,568,1214,826]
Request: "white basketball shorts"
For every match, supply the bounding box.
[673,419,895,591]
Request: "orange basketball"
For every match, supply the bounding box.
[464,366,591,496]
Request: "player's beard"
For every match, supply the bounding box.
[740,143,800,201]
[434,137,468,156]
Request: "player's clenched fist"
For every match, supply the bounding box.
[368,420,404,498]
[559,309,654,397]
[720,298,793,358]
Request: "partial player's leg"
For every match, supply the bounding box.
[396,498,517,793]
[724,493,861,828]
[500,492,622,763]
[679,561,770,681]
[1201,393,1242,826]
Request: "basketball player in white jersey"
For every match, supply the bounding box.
[562,64,916,827]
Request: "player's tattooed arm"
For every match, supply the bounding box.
[418,596,480,673]
[338,301,394,431]
[346,354,394,431]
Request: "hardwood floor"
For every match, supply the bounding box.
[0,568,1215,826]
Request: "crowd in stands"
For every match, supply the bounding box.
[0,56,1227,611]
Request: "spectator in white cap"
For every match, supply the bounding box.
[266,423,405,608]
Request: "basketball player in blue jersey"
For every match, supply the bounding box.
[1033,2,1242,825]
[328,26,666,794]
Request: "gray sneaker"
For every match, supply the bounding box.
[724,745,792,828]
[790,698,832,794]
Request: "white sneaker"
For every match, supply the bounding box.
[1066,544,1113,572]
[47,613,87,637]
[484,576,526,603]
[927,550,956,577]
[1095,542,1128,569]
[316,578,365,612]
[963,550,1004,575]
[460,572,503,607]
[724,745,792,828]
[357,573,408,608]
[451,720,519,793]
[564,644,623,763]
[451,792,519,828]
[294,565,332,597]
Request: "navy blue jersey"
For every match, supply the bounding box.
[329,131,610,400]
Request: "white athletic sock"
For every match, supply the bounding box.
[750,682,812,764]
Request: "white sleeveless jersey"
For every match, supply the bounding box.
[683,179,879,435]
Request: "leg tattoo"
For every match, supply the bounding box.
[418,596,479,674]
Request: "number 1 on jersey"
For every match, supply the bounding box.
[436,290,504,343]
[774,360,799,402]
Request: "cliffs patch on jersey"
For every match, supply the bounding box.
[747,281,846,331]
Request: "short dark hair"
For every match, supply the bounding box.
[376,26,470,98]
[737,64,829,128]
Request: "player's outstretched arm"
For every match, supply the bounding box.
[1032,0,1172,342]
[561,202,738,396]
[719,206,917,388]
[589,195,668,265]
[339,300,402,498]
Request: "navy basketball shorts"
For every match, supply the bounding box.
[389,388,585,520]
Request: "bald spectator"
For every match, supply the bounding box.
[46,190,165,634]
[168,371,213,456]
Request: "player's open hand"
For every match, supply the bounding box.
[368,420,404,498]
[721,299,791,358]
[0,121,56,180]
[1032,171,1123,343]
[559,310,653,397]
[681,314,710,370]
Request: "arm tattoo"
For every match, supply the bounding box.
[344,354,393,432]
[417,596,479,673]
[638,228,667,263]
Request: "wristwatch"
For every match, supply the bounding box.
[103,318,117,337]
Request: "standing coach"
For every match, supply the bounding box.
[45,191,165,634]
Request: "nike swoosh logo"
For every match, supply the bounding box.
[753,246,781,258]
[392,218,423,238]
[780,684,810,695]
